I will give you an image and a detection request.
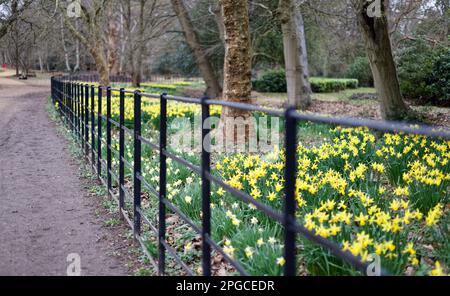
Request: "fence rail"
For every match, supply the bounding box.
[50,76,450,276]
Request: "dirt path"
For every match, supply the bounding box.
[0,73,130,276]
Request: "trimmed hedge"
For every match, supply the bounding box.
[310,77,358,92]
[253,70,358,93]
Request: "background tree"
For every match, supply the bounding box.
[0,0,31,39]
[60,0,113,86]
[353,0,410,120]
[279,0,312,109]
[170,0,222,98]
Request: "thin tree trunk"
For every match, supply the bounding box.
[119,4,126,74]
[170,0,222,98]
[124,0,137,87]
[74,20,80,72]
[38,54,43,72]
[60,17,72,72]
[132,0,146,87]
[279,0,312,109]
[15,39,19,76]
[213,4,225,44]
[107,8,120,75]
[355,0,410,120]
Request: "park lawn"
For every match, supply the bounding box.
[253,87,378,106]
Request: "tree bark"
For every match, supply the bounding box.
[279,0,312,110]
[170,0,222,98]
[132,0,146,87]
[355,0,410,120]
[38,54,43,72]
[216,0,254,150]
[107,7,120,75]
[60,17,72,72]
[74,20,80,72]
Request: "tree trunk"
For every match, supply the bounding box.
[38,54,43,72]
[132,0,146,87]
[170,0,222,98]
[107,8,120,76]
[89,46,110,86]
[220,0,252,112]
[355,0,410,120]
[74,20,80,72]
[60,17,72,72]
[279,0,312,110]
[123,0,138,87]
[216,0,254,151]
[61,3,111,86]
[118,4,126,74]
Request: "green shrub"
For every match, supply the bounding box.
[346,56,374,87]
[427,49,450,103]
[253,69,358,93]
[397,39,449,105]
[252,69,287,92]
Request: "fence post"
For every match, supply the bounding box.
[85,84,89,155]
[283,107,298,276]
[74,82,77,134]
[97,86,103,178]
[70,82,74,132]
[81,83,84,148]
[75,83,79,138]
[158,93,168,275]
[119,88,125,219]
[77,83,83,143]
[133,90,142,239]
[106,86,112,196]
[77,83,81,143]
[200,96,211,276]
[91,85,95,169]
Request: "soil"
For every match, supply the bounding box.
[0,72,135,276]
[253,92,450,127]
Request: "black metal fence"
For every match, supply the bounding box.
[50,76,450,276]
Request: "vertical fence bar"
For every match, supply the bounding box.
[77,83,81,142]
[106,87,112,196]
[97,86,103,178]
[70,83,74,132]
[158,93,168,275]
[200,96,211,276]
[81,83,85,148]
[77,83,83,143]
[91,85,95,168]
[283,107,298,276]
[73,82,75,131]
[68,82,70,129]
[75,83,78,140]
[119,88,125,218]
[85,84,89,155]
[133,90,142,238]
